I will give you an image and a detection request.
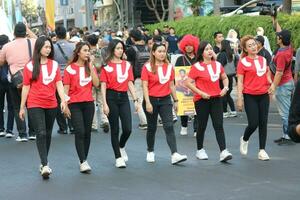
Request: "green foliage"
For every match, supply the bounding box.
[187,0,205,16]
[146,14,300,50]
[21,0,38,23]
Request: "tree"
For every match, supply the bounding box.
[168,0,174,21]
[187,0,204,16]
[282,0,291,14]
[21,0,38,25]
[213,0,220,15]
[145,0,169,22]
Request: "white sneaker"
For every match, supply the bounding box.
[193,132,197,137]
[120,148,128,162]
[40,165,52,179]
[196,149,208,160]
[5,133,14,138]
[180,127,188,136]
[229,111,237,117]
[80,161,92,173]
[16,136,28,142]
[146,152,155,163]
[171,152,187,165]
[223,112,230,118]
[0,131,6,137]
[240,137,248,156]
[220,149,233,162]
[258,150,270,161]
[28,135,36,140]
[115,157,126,168]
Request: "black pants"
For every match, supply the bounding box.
[243,93,269,149]
[195,98,226,151]
[28,108,57,166]
[55,92,73,132]
[106,89,132,159]
[8,83,34,137]
[69,101,94,162]
[180,115,198,132]
[0,81,14,133]
[143,95,177,154]
[220,75,235,112]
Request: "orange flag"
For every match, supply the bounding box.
[45,0,55,31]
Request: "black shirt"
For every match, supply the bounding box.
[175,54,197,66]
[213,46,221,54]
[258,47,272,66]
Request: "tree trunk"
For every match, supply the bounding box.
[168,0,174,21]
[213,0,220,15]
[282,0,292,14]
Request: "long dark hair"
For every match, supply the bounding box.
[196,41,213,62]
[220,40,233,62]
[32,36,54,80]
[69,41,91,75]
[105,39,125,64]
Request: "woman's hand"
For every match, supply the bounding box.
[64,106,71,119]
[134,101,140,113]
[237,97,244,112]
[220,88,228,97]
[146,102,153,114]
[19,107,26,121]
[173,101,178,113]
[103,103,110,116]
[60,101,67,113]
[200,92,210,99]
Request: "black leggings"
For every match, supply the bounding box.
[106,90,132,159]
[220,75,235,112]
[28,108,57,166]
[69,102,94,162]
[180,115,198,132]
[195,98,226,151]
[243,93,269,149]
[143,95,178,154]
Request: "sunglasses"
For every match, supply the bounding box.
[153,41,166,47]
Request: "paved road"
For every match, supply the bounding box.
[0,102,299,200]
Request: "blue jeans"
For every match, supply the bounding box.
[275,80,294,136]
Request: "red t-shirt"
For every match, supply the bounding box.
[63,63,95,103]
[273,46,293,86]
[100,60,134,92]
[141,62,174,97]
[188,61,224,102]
[237,56,270,95]
[23,59,61,109]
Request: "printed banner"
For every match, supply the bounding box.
[46,0,55,31]
[175,66,195,116]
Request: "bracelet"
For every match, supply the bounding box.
[224,86,229,91]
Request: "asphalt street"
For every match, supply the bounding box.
[0,100,299,200]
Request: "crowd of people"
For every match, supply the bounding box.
[0,14,300,179]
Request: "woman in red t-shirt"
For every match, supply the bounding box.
[100,39,139,168]
[63,42,99,173]
[237,35,272,161]
[185,41,233,162]
[19,36,67,179]
[141,42,187,165]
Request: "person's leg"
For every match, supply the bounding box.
[28,108,47,165]
[210,98,226,151]
[135,79,147,125]
[243,94,259,141]
[193,115,198,133]
[55,92,68,133]
[92,87,99,130]
[180,116,188,127]
[275,81,294,139]
[143,98,159,152]
[195,100,210,150]
[107,98,121,158]
[5,87,14,133]
[159,100,177,154]
[8,84,27,138]
[82,102,95,159]
[227,76,236,112]
[119,98,132,149]
[258,94,270,150]
[99,88,109,132]
[69,103,87,162]
[288,124,300,143]
[44,108,57,157]
[0,84,5,133]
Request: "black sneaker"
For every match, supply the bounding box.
[102,122,109,133]
[274,137,284,143]
[277,138,295,146]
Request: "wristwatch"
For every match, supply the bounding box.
[224,86,229,91]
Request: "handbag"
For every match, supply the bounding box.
[224,55,236,76]
[9,39,32,89]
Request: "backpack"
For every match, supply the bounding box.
[132,45,150,79]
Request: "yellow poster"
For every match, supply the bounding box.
[45,0,55,31]
[175,66,195,116]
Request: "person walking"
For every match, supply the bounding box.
[63,41,99,173]
[19,36,67,179]
[237,35,272,161]
[100,39,139,168]
[185,41,233,162]
[141,42,187,165]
